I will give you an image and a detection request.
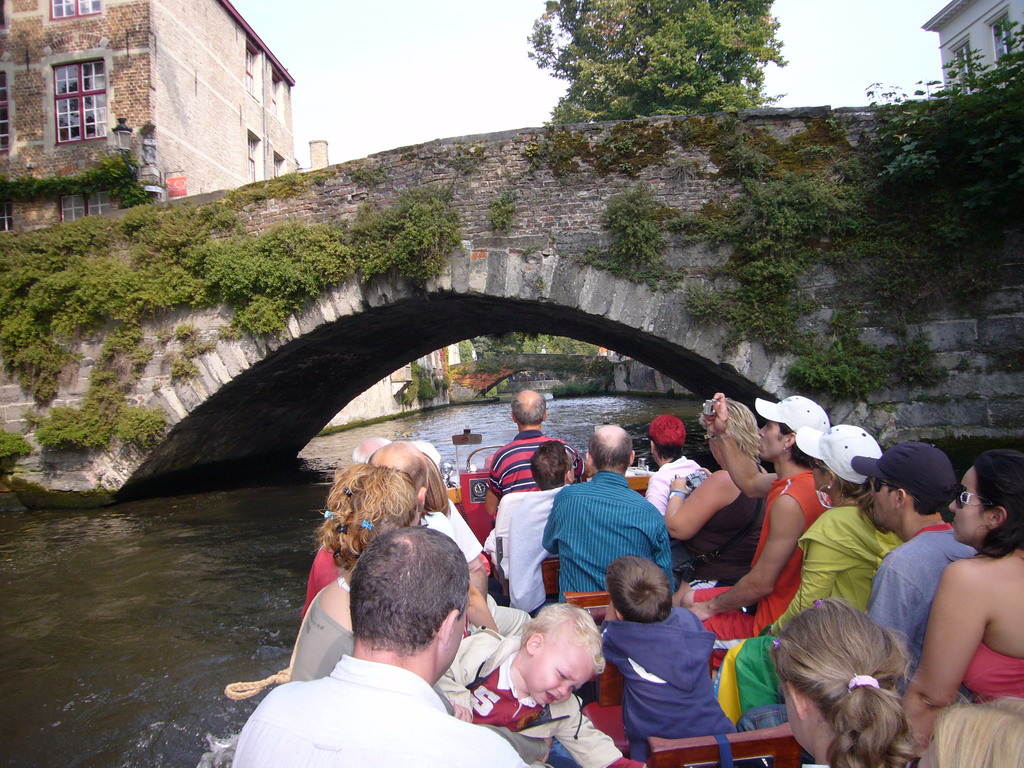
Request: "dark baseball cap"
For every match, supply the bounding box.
[850,441,957,504]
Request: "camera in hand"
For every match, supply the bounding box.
[702,399,715,416]
[685,469,708,493]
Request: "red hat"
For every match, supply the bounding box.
[648,415,686,448]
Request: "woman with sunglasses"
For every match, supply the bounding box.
[905,449,1024,746]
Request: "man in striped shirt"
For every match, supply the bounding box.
[485,390,583,516]
[543,425,673,596]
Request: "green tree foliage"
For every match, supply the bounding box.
[529,0,784,122]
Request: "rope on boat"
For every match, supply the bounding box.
[224,668,292,700]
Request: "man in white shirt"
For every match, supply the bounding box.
[234,527,527,768]
[489,440,574,612]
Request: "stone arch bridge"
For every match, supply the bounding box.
[2,108,1020,504]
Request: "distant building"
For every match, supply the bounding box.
[0,0,296,231]
[924,0,1023,77]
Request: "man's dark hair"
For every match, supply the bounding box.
[589,426,632,472]
[778,422,816,470]
[531,441,572,490]
[606,556,672,624]
[512,391,547,426]
[350,527,468,655]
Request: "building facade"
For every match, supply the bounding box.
[924,0,1023,76]
[0,0,296,231]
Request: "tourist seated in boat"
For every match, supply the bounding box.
[439,602,643,768]
[414,439,490,596]
[906,449,1024,747]
[917,697,1024,768]
[602,555,734,761]
[375,440,528,637]
[290,462,420,682]
[489,440,574,613]
[543,425,673,596]
[856,441,967,686]
[771,425,901,628]
[771,598,916,768]
[643,414,701,515]
[485,389,583,517]
[662,398,765,589]
[235,527,528,768]
[301,435,392,616]
[674,393,829,642]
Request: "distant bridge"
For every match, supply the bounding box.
[449,354,613,396]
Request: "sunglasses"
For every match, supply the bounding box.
[952,484,992,509]
[871,477,901,494]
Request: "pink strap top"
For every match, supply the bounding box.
[963,642,1024,700]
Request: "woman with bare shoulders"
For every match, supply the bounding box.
[663,399,765,587]
[290,463,419,682]
[905,449,1024,746]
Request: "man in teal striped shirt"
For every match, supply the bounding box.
[543,425,673,597]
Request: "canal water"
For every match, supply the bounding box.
[0,394,707,768]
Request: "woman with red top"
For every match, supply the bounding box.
[906,449,1024,747]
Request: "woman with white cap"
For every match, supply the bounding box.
[773,425,902,629]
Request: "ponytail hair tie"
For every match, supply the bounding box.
[848,675,879,690]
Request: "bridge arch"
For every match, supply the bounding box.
[120,258,776,495]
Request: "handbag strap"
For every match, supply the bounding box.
[714,733,735,768]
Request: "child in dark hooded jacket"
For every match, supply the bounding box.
[603,556,735,761]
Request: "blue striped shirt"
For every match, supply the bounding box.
[543,471,673,596]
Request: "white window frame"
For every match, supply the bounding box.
[61,191,109,222]
[0,201,12,232]
[991,14,1012,61]
[52,0,100,20]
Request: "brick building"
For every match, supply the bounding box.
[0,0,296,231]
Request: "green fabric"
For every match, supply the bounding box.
[734,634,780,712]
[775,505,901,629]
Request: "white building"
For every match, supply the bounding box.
[924,0,1023,76]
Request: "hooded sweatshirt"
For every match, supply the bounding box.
[602,607,735,761]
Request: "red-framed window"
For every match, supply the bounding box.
[0,201,12,232]
[245,46,256,95]
[247,134,259,182]
[0,72,9,153]
[55,61,106,144]
[60,191,110,222]
[51,0,101,20]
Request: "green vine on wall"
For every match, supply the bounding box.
[0,155,149,208]
[1,185,463,452]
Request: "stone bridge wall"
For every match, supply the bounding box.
[2,108,1021,504]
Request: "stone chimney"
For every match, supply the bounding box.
[309,140,329,170]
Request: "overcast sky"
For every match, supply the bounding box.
[233,0,948,168]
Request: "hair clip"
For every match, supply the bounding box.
[323,509,333,519]
[360,520,373,531]
[848,675,880,690]
[772,637,781,650]
[343,487,353,497]
[813,599,823,607]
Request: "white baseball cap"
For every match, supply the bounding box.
[755,396,830,433]
[796,424,881,483]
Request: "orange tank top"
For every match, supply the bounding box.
[750,471,825,634]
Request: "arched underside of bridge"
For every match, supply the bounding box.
[120,290,771,496]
